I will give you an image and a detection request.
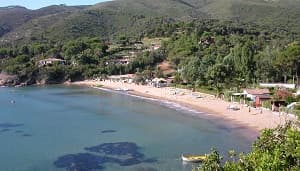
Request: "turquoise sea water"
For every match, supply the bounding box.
[0,86,256,171]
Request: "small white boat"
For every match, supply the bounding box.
[181,154,206,163]
[122,87,130,91]
[115,87,133,91]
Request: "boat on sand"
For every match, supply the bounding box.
[115,87,133,91]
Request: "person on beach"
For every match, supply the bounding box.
[260,108,263,114]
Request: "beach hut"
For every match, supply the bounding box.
[243,89,271,107]
[107,74,135,83]
[271,89,294,111]
[231,92,246,104]
[151,78,167,88]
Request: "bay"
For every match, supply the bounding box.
[0,86,255,171]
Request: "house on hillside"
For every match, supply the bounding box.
[113,56,132,65]
[198,37,215,47]
[38,58,65,67]
[134,41,144,50]
[243,89,271,107]
[146,44,161,51]
[128,51,141,58]
[153,45,161,50]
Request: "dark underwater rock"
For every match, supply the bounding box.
[0,128,11,133]
[54,153,105,171]
[135,166,158,171]
[0,123,24,128]
[15,130,24,133]
[22,133,32,137]
[101,130,117,133]
[54,142,157,171]
[84,142,144,158]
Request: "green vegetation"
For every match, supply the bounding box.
[0,17,299,88]
[196,121,300,171]
[0,1,299,170]
[164,20,299,94]
[0,36,168,84]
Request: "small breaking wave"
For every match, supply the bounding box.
[92,86,206,116]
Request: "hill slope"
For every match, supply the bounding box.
[0,5,88,44]
[0,0,299,45]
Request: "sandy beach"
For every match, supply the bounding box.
[69,80,296,132]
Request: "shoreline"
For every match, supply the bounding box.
[68,80,295,134]
[93,86,260,138]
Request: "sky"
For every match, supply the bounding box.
[0,0,111,10]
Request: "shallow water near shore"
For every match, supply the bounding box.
[0,86,256,171]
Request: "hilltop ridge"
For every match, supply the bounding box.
[0,0,299,45]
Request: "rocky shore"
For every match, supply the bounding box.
[0,72,66,87]
[0,73,19,87]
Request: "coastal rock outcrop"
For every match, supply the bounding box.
[0,73,19,86]
[0,72,68,87]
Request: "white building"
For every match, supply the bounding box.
[38,58,65,67]
[259,83,296,89]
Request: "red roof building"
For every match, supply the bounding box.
[243,89,271,107]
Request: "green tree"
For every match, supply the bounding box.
[278,42,300,83]
[197,122,300,171]
[206,63,228,94]
[0,48,8,58]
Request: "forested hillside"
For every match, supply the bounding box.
[0,19,299,88]
[0,0,299,46]
[0,5,86,42]
[0,0,299,88]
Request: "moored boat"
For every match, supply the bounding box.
[181,154,206,163]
